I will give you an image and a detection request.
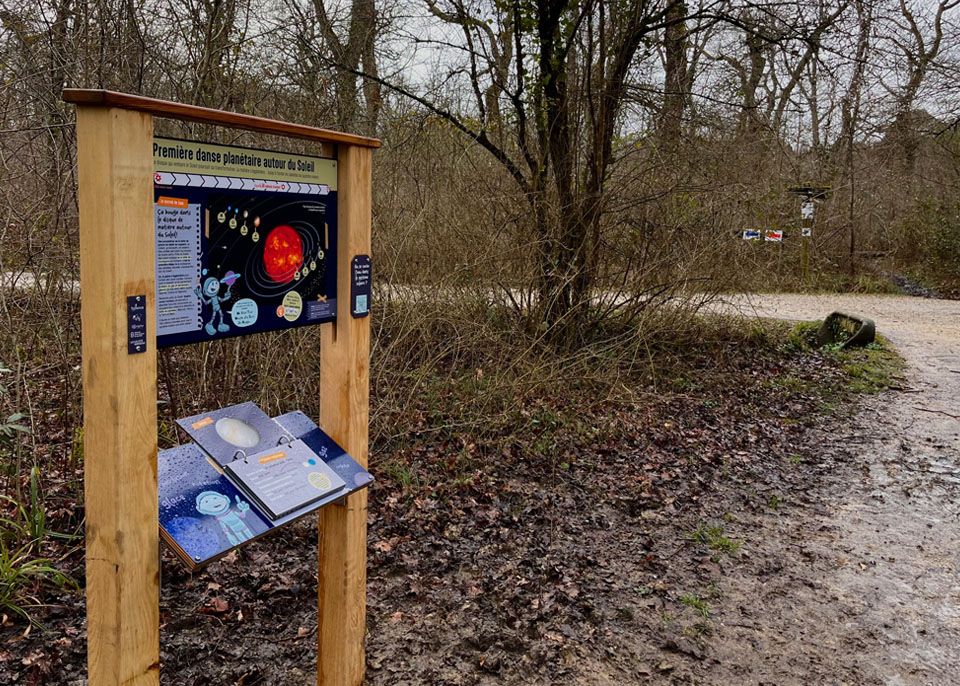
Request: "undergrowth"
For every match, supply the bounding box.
[369,300,793,466]
[0,391,75,623]
[362,307,908,517]
[784,320,905,395]
[0,290,906,626]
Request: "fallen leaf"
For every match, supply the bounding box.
[21,651,44,666]
[202,597,229,614]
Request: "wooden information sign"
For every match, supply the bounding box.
[64,89,379,686]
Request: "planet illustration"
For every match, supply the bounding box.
[262,225,304,284]
[214,417,260,448]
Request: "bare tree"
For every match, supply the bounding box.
[310,0,730,343]
[288,0,383,134]
[884,0,959,171]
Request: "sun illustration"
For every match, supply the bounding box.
[262,225,304,284]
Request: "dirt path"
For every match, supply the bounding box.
[698,294,960,685]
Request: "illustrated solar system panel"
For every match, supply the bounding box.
[153,137,338,348]
[160,409,373,569]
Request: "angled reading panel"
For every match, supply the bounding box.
[159,443,274,567]
[225,439,346,520]
[160,411,373,569]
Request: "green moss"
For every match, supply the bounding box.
[785,320,820,352]
[832,336,905,394]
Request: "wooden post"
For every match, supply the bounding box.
[801,235,810,282]
[76,106,159,685]
[801,201,812,284]
[317,144,372,686]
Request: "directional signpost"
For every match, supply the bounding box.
[789,186,830,282]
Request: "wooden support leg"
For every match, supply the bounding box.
[76,106,159,685]
[318,145,372,685]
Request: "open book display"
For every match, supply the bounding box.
[159,406,373,569]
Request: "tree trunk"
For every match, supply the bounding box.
[659,0,688,149]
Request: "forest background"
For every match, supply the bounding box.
[0,0,958,641]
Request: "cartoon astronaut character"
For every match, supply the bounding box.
[195,491,254,546]
[195,274,234,336]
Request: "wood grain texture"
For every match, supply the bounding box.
[317,145,372,686]
[77,106,160,686]
[63,89,381,149]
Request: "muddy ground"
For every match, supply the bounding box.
[3,294,959,685]
[699,294,960,685]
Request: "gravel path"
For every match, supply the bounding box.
[703,294,960,685]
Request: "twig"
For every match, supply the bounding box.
[914,407,960,420]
